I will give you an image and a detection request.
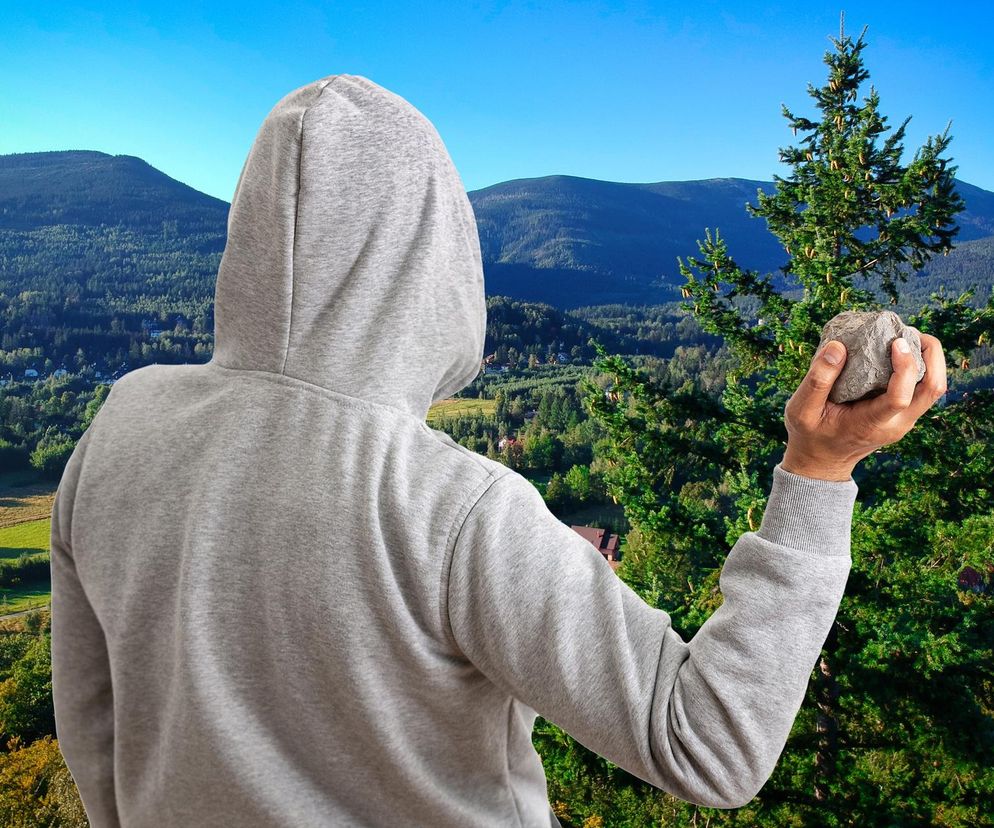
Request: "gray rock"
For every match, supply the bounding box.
[819,310,926,404]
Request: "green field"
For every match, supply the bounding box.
[0,472,55,615]
[0,518,50,558]
[0,584,50,615]
[427,396,497,425]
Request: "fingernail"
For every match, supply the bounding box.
[896,338,911,354]
[823,343,842,365]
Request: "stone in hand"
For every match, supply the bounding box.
[818,310,927,404]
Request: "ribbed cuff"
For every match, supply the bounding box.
[756,462,858,558]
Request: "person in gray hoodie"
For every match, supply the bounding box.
[49,74,947,828]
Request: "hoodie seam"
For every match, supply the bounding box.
[202,361,496,473]
[204,359,427,425]
[280,76,342,378]
[438,469,512,654]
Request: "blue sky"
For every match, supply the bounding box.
[3,1,991,201]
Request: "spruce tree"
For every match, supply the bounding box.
[548,14,994,827]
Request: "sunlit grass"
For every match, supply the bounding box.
[0,492,54,615]
[427,397,497,425]
[0,470,56,529]
[0,518,50,559]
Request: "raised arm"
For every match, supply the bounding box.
[446,463,856,809]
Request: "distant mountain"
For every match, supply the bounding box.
[947,179,994,239]
[469,175,783,306]
[0,151,228,370]
[467,173,994,309]
[1,150,992,320]
[0,150,228,235]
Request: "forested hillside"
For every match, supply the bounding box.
[1,148,992,477]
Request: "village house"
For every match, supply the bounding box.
[569,525,622,573]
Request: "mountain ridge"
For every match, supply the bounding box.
[2,149,991,310]
[0,150,228,233]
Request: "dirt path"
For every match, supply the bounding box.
[0,603,50,621]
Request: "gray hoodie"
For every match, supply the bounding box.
[49,74,859,828]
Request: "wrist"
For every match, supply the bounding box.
[780,447,855,482]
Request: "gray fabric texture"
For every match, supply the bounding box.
[50,73,859,827]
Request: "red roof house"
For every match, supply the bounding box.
[569,525,622,572]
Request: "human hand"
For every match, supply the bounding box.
[780,332,948,481]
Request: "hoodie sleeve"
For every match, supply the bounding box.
[445,462,857,810]
[49,427,122,828]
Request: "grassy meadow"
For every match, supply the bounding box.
[0,471,55,615]
[427,396,497,425]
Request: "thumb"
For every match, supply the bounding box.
[797,340,847,411]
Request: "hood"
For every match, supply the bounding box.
[210,74,487,421]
